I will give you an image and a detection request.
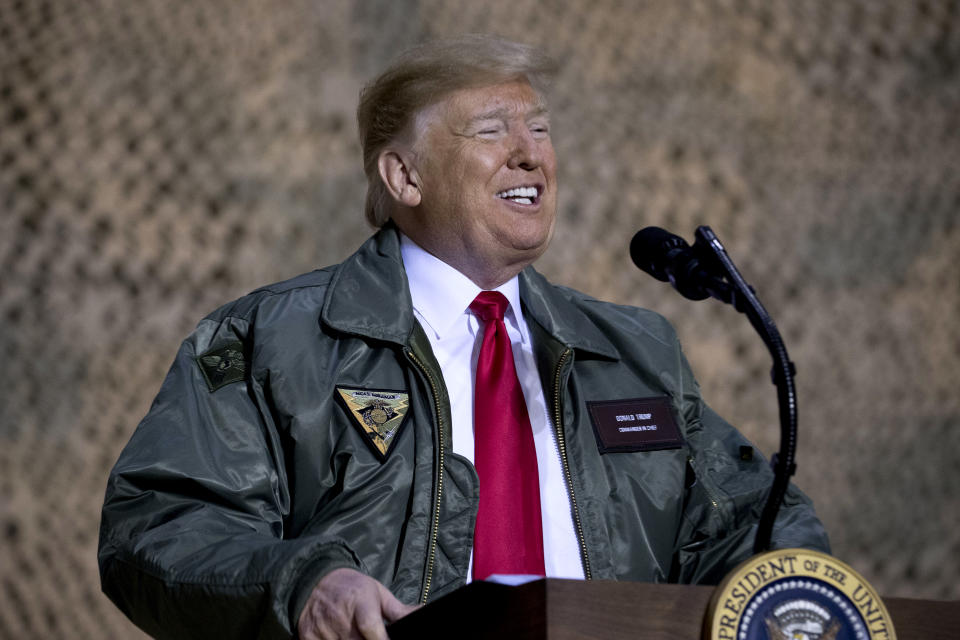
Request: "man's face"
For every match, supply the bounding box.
[399,80,558,287]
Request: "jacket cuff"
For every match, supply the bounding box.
[280,540,364,636]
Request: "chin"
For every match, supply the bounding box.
[509,237,552,263]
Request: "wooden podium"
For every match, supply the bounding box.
[386,578,958,639]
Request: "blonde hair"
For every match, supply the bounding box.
[356,34,557,227]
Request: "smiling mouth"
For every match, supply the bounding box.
[495,186,540,206]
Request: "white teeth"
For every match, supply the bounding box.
[497,186,538,200]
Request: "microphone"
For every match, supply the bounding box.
[630,224,799,553]
[630,227,722,301]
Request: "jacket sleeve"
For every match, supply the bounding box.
[98,314,362,640]
[670,345,831,585]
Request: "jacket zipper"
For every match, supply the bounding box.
[552,348,592,580]
[405,348,444,605]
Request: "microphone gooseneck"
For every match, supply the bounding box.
[630,225,798,554]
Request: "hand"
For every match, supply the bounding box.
[297,568,419,640]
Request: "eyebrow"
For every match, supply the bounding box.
[467,104,550,124]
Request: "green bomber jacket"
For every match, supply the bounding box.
[98,224,829,639]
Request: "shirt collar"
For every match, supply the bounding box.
[400,233,528,344]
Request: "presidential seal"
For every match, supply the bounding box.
[704,549,895,640]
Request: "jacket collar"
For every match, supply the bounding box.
[321,222,416,345]
[322,223,619,360]
[519,268,619,360]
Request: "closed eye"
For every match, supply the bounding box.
[476,125,505,138]
[530,124,550,139]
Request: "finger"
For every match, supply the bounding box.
[311,618,336,640]
[377,582,420,623]
[298,624,319,640]
[298,600,323,640]
[354,599,389,640]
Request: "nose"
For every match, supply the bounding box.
[507,127,545,171]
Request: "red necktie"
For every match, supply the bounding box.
[469,291,545,580]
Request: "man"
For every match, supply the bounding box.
[99,36,828,640]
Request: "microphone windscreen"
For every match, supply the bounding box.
[630,227,687,282]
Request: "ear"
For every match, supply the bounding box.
[378,149,422,208]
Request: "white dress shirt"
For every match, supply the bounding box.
[400,233,584,581]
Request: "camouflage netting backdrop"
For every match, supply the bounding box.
[1,0,958,637]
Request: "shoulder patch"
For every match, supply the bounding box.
[336,387,410,461]
[195,341,246,392]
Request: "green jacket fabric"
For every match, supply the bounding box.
[98,225,829,639]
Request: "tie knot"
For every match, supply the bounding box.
[470,291,509,323]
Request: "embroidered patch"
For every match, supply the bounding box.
[336,387,410,461]
[586,396,684,453]
[195,341,246,392]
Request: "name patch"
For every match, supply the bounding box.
[586,396,683,453]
